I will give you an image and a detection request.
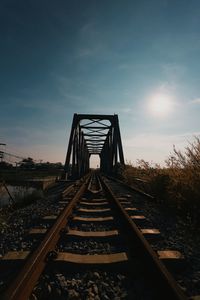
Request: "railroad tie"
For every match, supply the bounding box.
[131,215,146,220]
[140,229,161,241]
[73,216,114,222]
[78,208,110,213]
[141,229,160,234]
[125,207,137,211]
[2,251,30,260]
[157,250,185,271]
[79,201,108,205]
[43,215,57,220]
[29,228,48,234]
[55,252,128,264]
[58,207,64,212]
[117,197,129,201]
[92,198,107,200]
[67,229,119,237]
[157,250,184,260]
[59,201,68,205]
[62,197,72,201]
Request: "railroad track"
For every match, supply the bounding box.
[1,172,187,300]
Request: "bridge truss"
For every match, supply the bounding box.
[64,114,125,179]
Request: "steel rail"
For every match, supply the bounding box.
[3,175,91,300]
[87,171,102,193]
[99,175,188,300]
[106,175,155,200]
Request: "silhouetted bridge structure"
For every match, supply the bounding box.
[64,114,125,179]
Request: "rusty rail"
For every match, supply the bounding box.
[100,175,187,300]
[3,175,90,300]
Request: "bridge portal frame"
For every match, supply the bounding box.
[64,114,124,179]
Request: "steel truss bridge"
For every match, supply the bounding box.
[64,114,125,179]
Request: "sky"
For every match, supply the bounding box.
[1,0,200,166]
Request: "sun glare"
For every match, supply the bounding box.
[148,93,173,117]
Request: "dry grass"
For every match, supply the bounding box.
[123,136,200,227]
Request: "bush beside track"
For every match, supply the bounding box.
[122,136,200,229]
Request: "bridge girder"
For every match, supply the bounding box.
[64,114,125,179]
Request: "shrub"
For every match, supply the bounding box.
[123,136,200,228]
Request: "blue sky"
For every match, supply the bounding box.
[1,0,200,166]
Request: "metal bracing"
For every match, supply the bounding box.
[64,114,125,179]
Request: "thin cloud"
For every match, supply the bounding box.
[77,22,102,58]
[76,21,116,60]
[80,22,96,36]
[190,98,200,104]
[77,48,94,57]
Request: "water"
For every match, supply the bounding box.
[0,185,38,207]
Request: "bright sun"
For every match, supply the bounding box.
[149,93,173,117]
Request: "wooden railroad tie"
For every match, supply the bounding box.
[67,229,119,237]
[56,252,128,264]
[79,201,108,205]
[78,208,110,213]
[73,216,114,222]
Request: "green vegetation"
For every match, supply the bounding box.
[123,137,200,228]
